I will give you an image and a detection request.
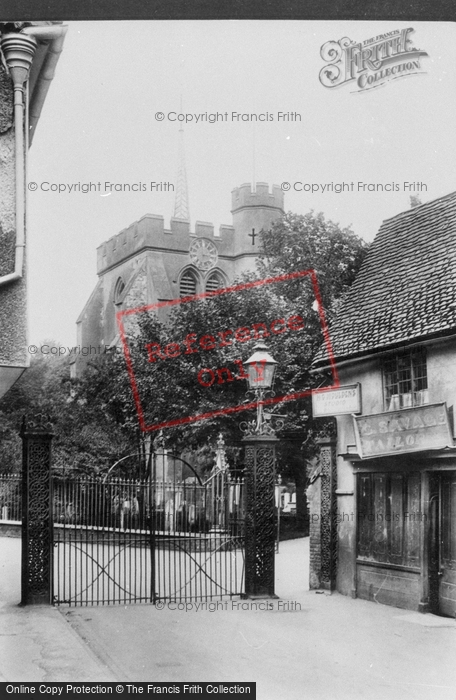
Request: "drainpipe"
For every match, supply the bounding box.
[21,25,68,142]
[0,25,67,287]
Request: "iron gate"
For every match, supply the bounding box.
[52,453,245,605]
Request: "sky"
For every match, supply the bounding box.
[26,20,456,347]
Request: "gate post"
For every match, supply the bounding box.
[308,436,337,591]
[20,415,54,605]
[243,434,278,598]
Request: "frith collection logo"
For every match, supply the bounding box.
[319,27,428,92]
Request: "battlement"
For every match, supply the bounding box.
[96,214,235,274]
[231,182,284,213]
[195,221,215,237]
[96,214,183,273]
[95,182,285,274]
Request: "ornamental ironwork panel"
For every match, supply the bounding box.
[244,438,277,597]
[21,416,54,605]
[319,440,337,588]
[52,449,245,606]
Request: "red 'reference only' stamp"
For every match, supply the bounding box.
[116,269,339,432]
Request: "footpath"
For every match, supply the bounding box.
[1,536,456,700]
[0,536,116,682]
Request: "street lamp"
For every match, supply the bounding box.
[241,342,281,437]
[244,341,277,390]
[241,341,280,598]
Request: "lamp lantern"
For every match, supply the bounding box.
[244,342,278,390]
[241,341,280,599]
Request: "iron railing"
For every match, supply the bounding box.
[0,473,21,522]
[51,475,245,532]
[0,472,246,533]
[52,473,246,605]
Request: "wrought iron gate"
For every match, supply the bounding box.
[52,452,245,605]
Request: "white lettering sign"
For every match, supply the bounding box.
[312,384,361,417]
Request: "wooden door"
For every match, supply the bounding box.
[439,472,456,617]
[427,474,440,614]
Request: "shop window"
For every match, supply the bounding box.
[383,349,428,411]
[179,270,198,297]
[357,472,421,568]
[205,271,225,293]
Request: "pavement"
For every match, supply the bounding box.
[1,535,456,699]
[0,536,116,683]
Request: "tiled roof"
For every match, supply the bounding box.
[314,191,456,367]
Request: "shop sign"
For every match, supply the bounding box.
[353,402,453,458]
[312,383,361,417]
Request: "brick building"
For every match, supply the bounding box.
[311,191,456,616]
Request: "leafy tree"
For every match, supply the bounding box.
[0,345,135,475]
[123,275,309,444]
[0,208,368,519]
[0,344,69,473]
[51,352,137,475]
[71,209,368,522]
[254,211,368,520]
[257,210,368,321]
[0,411,21,473]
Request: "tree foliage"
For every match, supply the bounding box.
[258,211,368,321]
[0,346,135,474]
[71,210,368,481]
[0,209,368,487]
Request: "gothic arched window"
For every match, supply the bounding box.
[114,277,125,304]
[205,271,225,293]
[180,269,198,297]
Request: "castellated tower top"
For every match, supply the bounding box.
[231,182,284,214]
[95,182,286,274]
[231,183,285,253]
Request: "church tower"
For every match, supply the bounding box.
[72,180,286,378]
[72,125,286,377]
[230,182,285,274]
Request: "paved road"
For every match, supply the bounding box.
[1,536,456,699]
[0,536,115,682]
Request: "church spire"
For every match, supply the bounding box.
[173,125,190,220]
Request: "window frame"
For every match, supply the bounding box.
[179,267,200,297]
[356,471,421,569]
[114,277,126,305]
[382,348,428,411]
[205,270,226,294]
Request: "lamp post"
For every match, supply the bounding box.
[242,342,278,435]
[241,341,280,598]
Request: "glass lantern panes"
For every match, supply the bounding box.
[247,360,276,389]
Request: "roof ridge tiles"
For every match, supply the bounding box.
[380,192,456,226]
[313,189,456,366]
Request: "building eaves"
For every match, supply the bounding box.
[313,190,456,370]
